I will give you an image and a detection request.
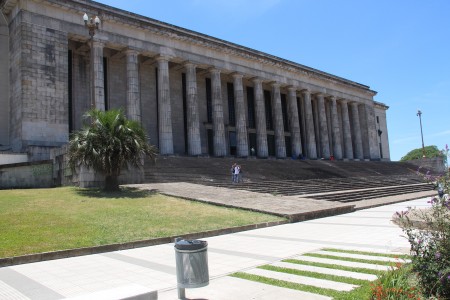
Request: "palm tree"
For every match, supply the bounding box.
[68,109,157,191]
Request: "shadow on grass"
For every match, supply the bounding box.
[75,187,159,199]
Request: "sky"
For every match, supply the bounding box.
[96,0,450,161]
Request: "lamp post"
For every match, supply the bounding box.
[82,13,102,110]
[83,13,100,38]
[417,110,426,158]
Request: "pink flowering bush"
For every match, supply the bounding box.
[397,145,450,298]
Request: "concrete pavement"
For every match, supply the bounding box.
[0,197,430,299]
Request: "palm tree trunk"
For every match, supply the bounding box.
[104,175,120,191]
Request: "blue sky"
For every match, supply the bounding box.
[96,0,450,161]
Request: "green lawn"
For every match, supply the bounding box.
[0,187,284,258]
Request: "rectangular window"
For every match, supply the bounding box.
[249,133,257,155]
[68,50,73,133]
[267,134,275,156]
[182,73,188,154]
[207,129,214,156]
[285,135,292,158]
[227,82,235,126]
[264,90,273,130]
[281,93,289,131]
[247,86,255,129]
[376,116,380,123]
[206,78,212,123]
[103,57,108,111]
[229,131,236,156]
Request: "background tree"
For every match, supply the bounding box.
[68,109,158,191]
[400,145,443,161]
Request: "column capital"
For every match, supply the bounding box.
[287,86,297,93]
[183,61,196,68]
[155,55,172,62]
[301,88,311,95]
[339,98,348,105]
[208,67,221,75]
[251,77,264,84]
[124,48,139,56]
[270,81,281,88]
[89,39,104,48]
[328,95,337,101]
[314,92,325,98]
[231,72,244,80]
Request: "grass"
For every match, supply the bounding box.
[232,248,412,300]
[322,248,411,260]
[0,187,284,258]
[284,259,383,275]
[232,272,373,300]
[302,253,397,266]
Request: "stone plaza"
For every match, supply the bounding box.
[0,0,390,164]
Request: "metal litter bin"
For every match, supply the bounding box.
[174,238,209,299]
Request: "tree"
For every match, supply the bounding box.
[400,145,443,162]
[68,109,158,191]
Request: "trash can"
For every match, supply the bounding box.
[174,239,209,289]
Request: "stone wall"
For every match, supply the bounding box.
[12,11,69,153]
[408,157,446,174]
[0,153,28,165]
[0,161,53,189]
[0,12,9,147]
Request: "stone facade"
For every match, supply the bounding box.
[0,0,390,162]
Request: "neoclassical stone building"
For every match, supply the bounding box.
[0,0,390,162]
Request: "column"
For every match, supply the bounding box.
[340,99,353,159]
[350,102,364,159]
[90,39,104,110]
[253,78,268,158]
[302,89,317,159]
[317,93,330,158]
[210,68,226,156]
[125,49,140,122]
[185,62,201,156]
[271,83,286,158]
[156,56,174,155]
[287,87,302,157]
[330,96,342,159]
[233,73,249,157]
[365,103,381,160]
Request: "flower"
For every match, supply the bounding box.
[435,252,441,259]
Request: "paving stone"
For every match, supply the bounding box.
[314,250,411,263]
[291,255,391,271]
[244,268,359,292]
[158,276,332,300]
[271,261,378,281]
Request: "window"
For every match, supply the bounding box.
[227,83,235,126]
[247,87,255,129]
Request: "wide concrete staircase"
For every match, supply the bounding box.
[144,156,434,203]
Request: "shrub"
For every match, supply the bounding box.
[396,145,450,298]
[370,263,421,300]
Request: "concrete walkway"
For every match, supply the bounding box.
[0,196,430,299]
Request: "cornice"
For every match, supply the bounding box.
[49,0,375,95]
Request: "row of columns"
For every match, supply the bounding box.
[89,42,380,160]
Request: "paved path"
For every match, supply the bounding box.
[129,182,435,220]
[0,197,430,299]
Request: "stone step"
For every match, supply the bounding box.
[291,256,391,271]
[312,250,410,263]
[244,268,359,292]
[158,276,332,300]
[271,261,378,281]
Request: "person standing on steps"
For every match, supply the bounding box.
[234,164,241,183]
[231,163,237,183]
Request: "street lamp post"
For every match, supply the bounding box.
[83,13,100,38]
[82,13,101,110]
[417,110,426,158]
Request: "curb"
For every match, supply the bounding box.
[0,220,287,268]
